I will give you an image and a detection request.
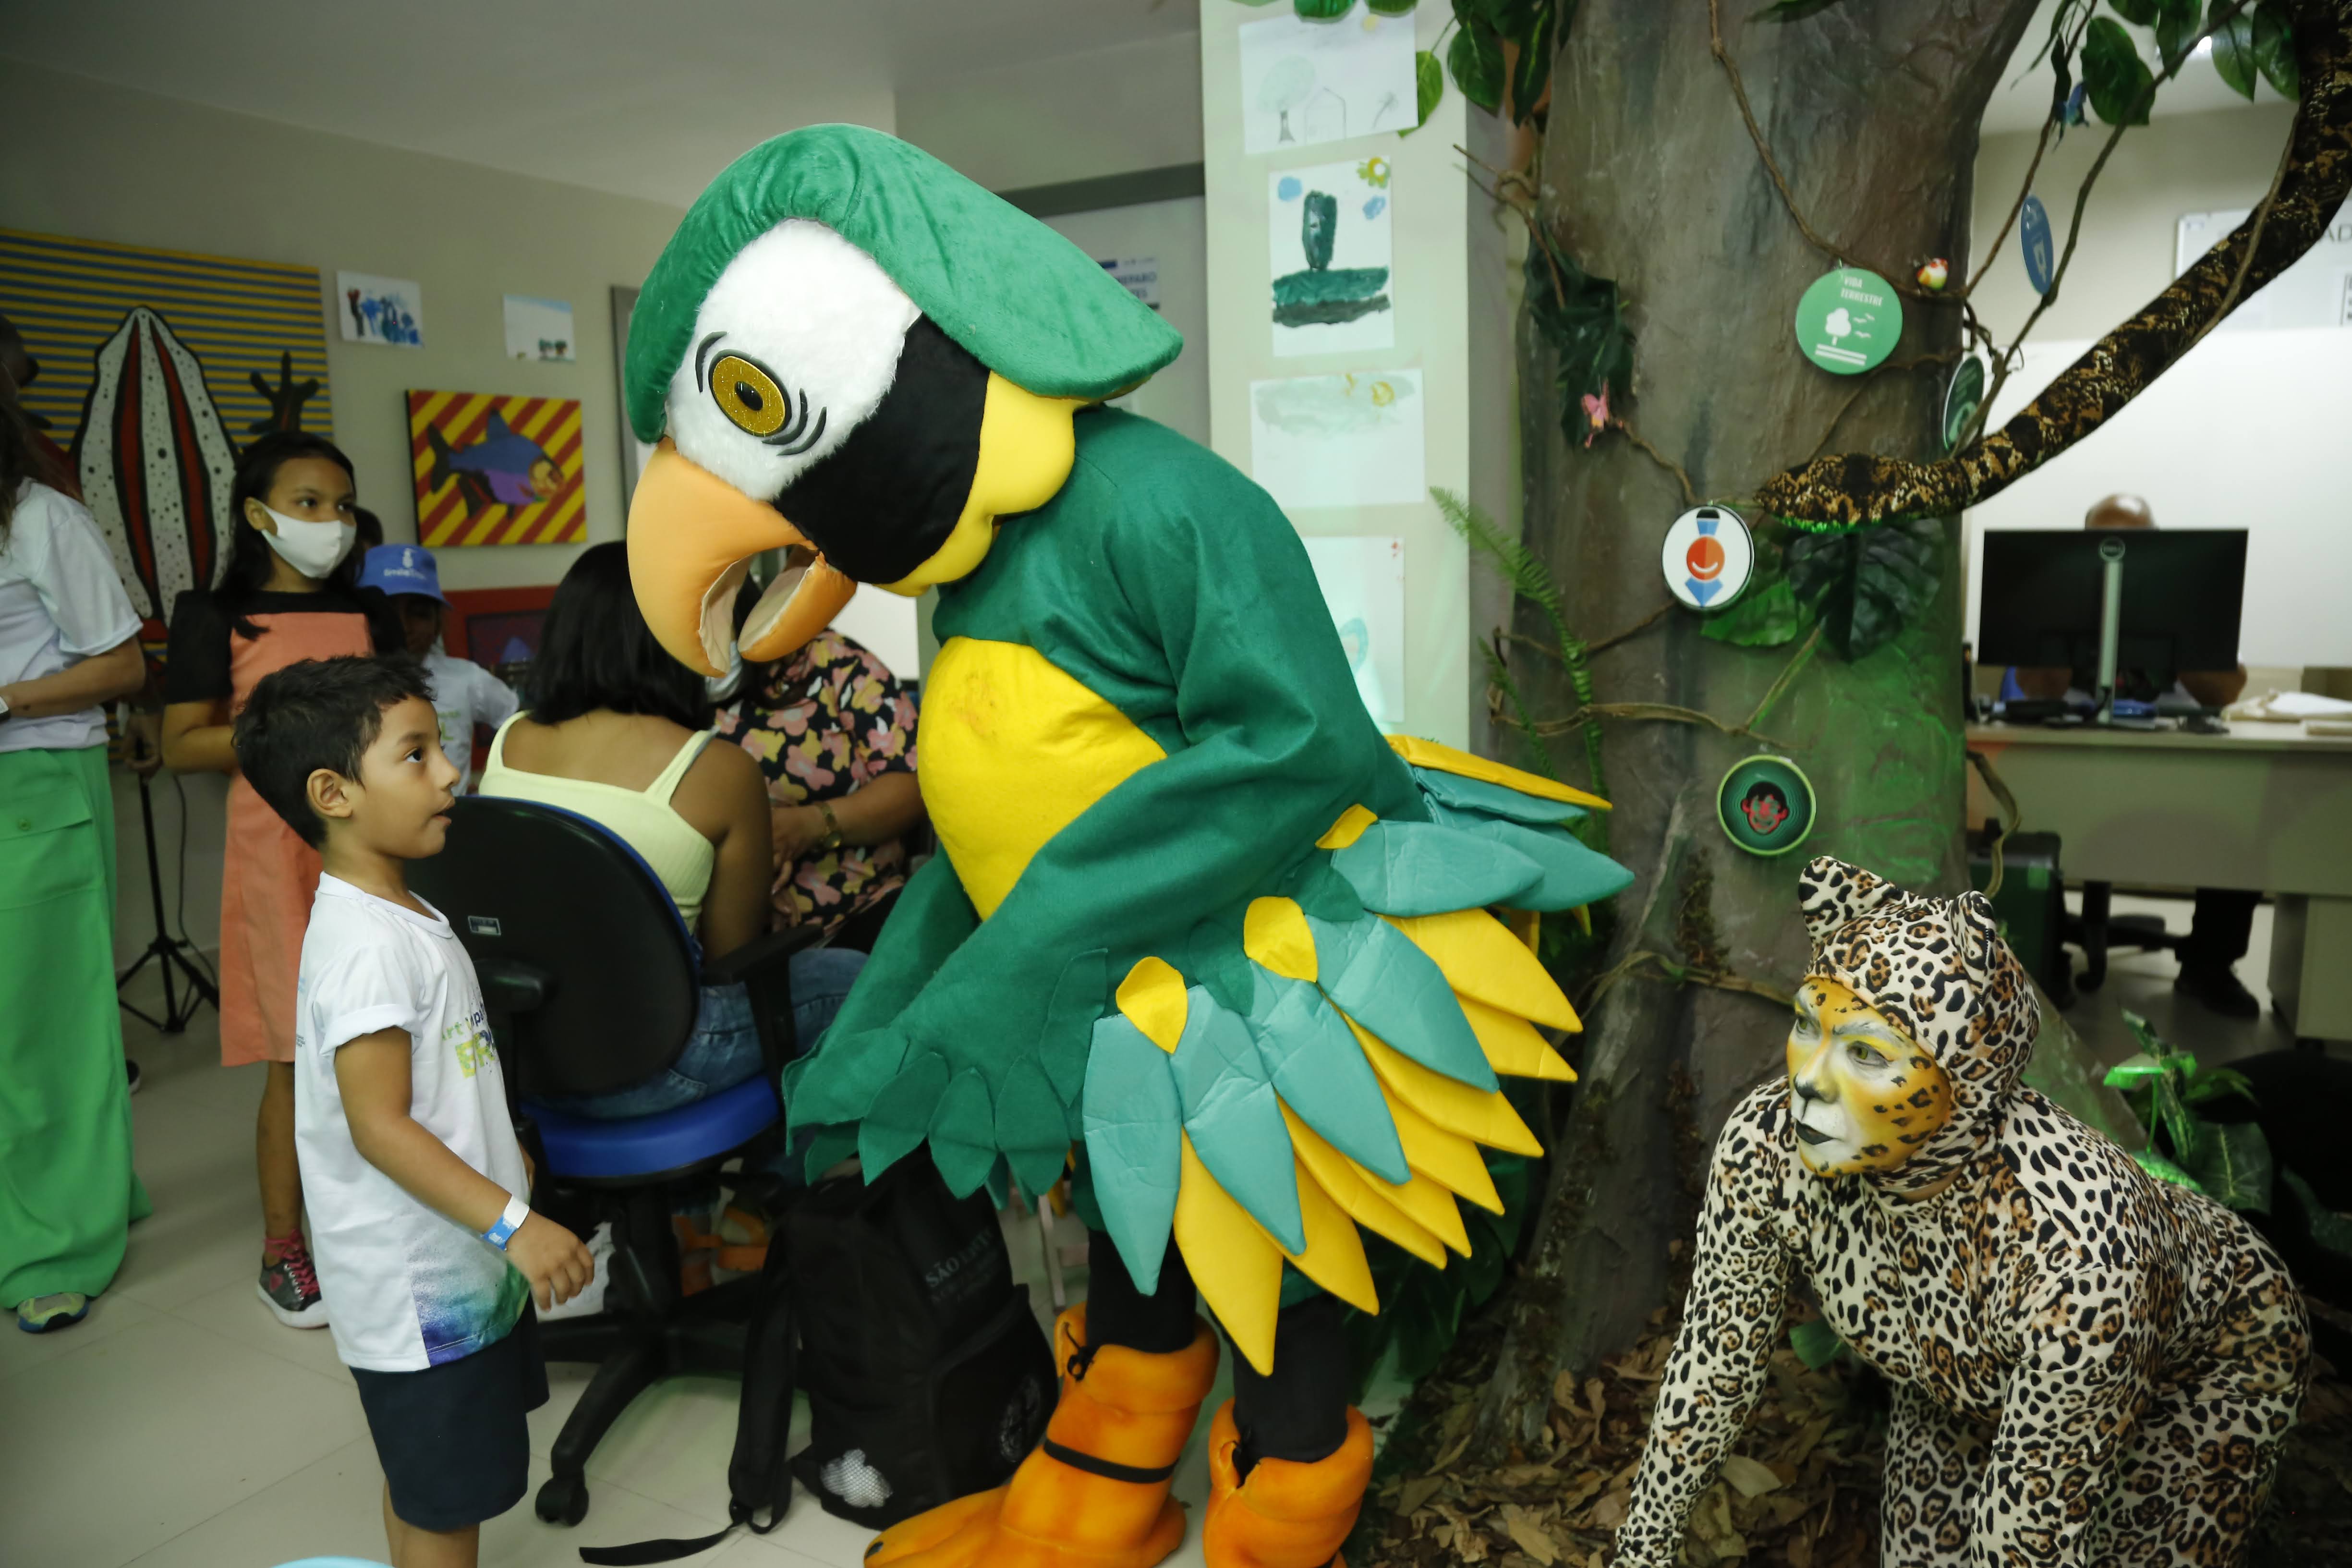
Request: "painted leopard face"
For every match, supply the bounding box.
[1785,977,1953,1177]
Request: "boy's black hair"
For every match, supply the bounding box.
[233,655,433,847]
[526,540,711,730]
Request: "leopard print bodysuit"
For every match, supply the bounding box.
[1614,858,2309,1568]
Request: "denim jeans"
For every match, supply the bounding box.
[541,946,866,1120]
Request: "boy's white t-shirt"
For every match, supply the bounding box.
[422,648,519,782]
[294,873,531,1373]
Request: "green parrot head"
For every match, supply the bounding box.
[622,124,1181,674]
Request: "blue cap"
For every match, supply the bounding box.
[358,544,447,603]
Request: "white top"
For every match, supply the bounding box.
[422,648,519,783]
[0,482,142,754]
[293,874,531,1372]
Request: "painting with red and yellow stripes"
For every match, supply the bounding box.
[407,388,584,547]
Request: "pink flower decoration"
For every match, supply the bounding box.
[1579,385,1612,450]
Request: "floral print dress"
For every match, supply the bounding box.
[717,629,918,942]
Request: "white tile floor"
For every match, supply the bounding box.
[1,992,1227,1568]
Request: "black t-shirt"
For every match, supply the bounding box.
[163,587,398,705]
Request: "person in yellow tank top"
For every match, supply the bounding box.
[477,544,864,1118]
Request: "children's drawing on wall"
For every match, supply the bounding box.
[407,389,585,546]
[1301,535,1405,732]
[1238,7,1418,155]
[502,294,576,361]
[1248,368,1425,510]
[1270,158,1394,356]
[337,270,423,347]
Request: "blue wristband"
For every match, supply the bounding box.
[483,1194,530,1251]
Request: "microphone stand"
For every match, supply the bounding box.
[116,770,216,1033]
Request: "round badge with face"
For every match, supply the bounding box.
[1716,754,1815,856]
[1661,506,1754,611]
[1784,977,1955,1176]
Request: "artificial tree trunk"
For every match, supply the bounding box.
[1472,0,2042,1449]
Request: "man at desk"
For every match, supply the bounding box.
[2003,493,2258,1020]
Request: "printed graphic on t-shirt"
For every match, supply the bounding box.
[410,1239,530,1366]
[444,1007,493,1079]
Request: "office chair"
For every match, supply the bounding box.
[410,795,816,1528]
[2067,881,2181,992]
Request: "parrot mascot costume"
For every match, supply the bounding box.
[621,126,1633,1568]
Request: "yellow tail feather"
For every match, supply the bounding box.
[1173,1134,1283,1375]
[1281,1158,1381,1313]
[1279,1105,1451,1266]
[1356,1158,1474,1255]
[1388,909,1581,1032]
[1243,898,1318,983]
[1343,1016,1542,1157]
[1381,1087,1506,1214]
[1385,735,1610,809]
[1115,957,1188,1053]
[1456,993,1577,1082]
[1317,804,1378,850]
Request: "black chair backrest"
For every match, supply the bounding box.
[410,795,699,1100]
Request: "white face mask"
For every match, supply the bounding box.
[256,504,355,579]
[704,643,746,704]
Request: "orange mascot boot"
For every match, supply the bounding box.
[865,1304,1220,1568]
[1200,1399,1374,1568]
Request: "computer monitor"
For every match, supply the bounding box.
[1976,528,2246,697]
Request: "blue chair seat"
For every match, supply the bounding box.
[526,1074,781,1182]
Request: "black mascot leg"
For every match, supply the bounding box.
[1230,1292,1351,1473]
[1082,1229,1198,1352]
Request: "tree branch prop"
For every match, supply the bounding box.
[1758,0,2350,530]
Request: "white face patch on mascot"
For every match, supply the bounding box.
[663,219,921,503]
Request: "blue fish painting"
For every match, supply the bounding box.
[427,413,562,513]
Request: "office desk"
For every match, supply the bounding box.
[1964,721,2352,1044]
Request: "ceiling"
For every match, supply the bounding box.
[1981,0,2292,135]
[0,0,1197,206]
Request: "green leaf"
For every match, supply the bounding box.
[2281,1169,2352,1258]
[2183,1066,2255,1106]
[1789,1318,1846,1369]
[2155,1077,2205,1168]
[1523,242,1635,425]
[2120,1009,2169,1058]
[1367,0,1421,14]
[2210,1,2259,97]
[1753,0,1849,18]
[2083,16,2156,124]
[1448,20,1505,110]
[2106,0,2158,24]
[2253,0,2298,98]
[1782,517,1943,662]
[1294,0,1355,18]
[1402,49,1444,137]
[2133,1148,2205,1191]
[1506,0,1558,123]
[2104,1055,2165,1089]
[2183,1118,2273,1213]
[1701,574,1810,648]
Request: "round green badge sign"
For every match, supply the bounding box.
[1793,267,1902,376]
[1718,754,1817,857]
[1942,353,1987,453]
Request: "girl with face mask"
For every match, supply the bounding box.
[161,432,398,1333]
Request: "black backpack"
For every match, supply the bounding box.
[787,1153,1057,1529]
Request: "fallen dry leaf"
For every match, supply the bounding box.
[1588,1488,1629,1530]
[1501,1506,1559,1566]
[1399,1474,1446,1515]
[1718,1454,1784,1498]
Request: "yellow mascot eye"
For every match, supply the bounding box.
[709,354,788,437]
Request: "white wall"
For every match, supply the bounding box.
[1043,198,1212,446]
[1964,105,2350,669]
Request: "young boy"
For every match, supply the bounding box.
[234,655,592,1568]
[356,543,518,788]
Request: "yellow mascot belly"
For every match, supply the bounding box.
[918,636,1166,919]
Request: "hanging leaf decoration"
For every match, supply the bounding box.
[2253,0,2299,97]
[1701,575,1810,648]
[1294,0,1356,19]
[1448,17,1506,110]
[1505,0,1560,123]
[2152,0,2203,72]
[1367,0,1422,14]
[2209,0,2261,96]
[1523,242,1635,444]
[1782,517,1943,661]
[2107,0,2159,24]
[2082,16,2156,124]
[1403,49,1445,137]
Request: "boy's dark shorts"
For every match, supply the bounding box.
[352,1305,548,1531]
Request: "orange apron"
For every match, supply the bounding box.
[217,609,375,1067]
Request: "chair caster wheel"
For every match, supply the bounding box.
[536,1474,589,1527]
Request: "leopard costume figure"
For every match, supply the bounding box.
[1614,857,2309,1568]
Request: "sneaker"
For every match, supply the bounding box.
[2176,963,2260,1021]
[257,1240,329,1329]
[16,1292,90,1333]
[126,1059,142,1095]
